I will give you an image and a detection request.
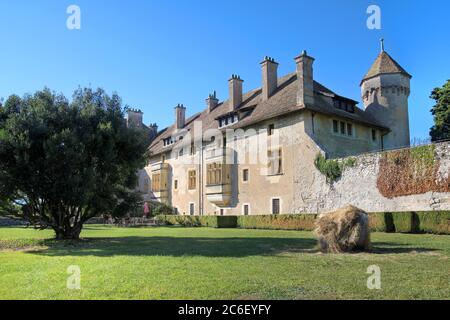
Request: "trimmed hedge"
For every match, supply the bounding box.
[156,215,237,228]
[236,214,317,231]
[157,211,450,234]
[416,211,450,235]
[391,212,420,233]
[368,212,395,233]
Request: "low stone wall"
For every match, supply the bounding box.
[299,141,450,214]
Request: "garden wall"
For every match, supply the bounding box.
[295,141,450,214]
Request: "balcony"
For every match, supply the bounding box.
[151,162,170,204]
[205,148,233,206]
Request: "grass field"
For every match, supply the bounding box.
[0,225,449,300]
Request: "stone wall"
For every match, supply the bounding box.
[297,141,450,213]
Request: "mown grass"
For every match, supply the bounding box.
[0,225,449,300]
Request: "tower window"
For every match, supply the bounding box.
[242,169,249,182]
[347,123,353,136]
[333,120,338,133]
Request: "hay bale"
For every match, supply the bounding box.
[314,205,371,253]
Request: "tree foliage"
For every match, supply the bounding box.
[0,88,149,239]
[430,79,450,142]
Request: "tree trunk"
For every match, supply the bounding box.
[53,224,83,240]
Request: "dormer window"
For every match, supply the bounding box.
[333,99,355,113]
[163,137,174,146]
[218,113,239,128]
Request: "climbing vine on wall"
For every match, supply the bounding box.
[314,154,356,184]
[377,145,450,199]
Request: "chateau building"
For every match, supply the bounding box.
[132,45,412,215]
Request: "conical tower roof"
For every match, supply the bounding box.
[361,50,411,85]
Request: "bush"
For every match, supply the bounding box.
[391,212,419,233]
[236,214,317,231]
[368,212,394,232]
[156,215,237,228]
[415,211,450,234]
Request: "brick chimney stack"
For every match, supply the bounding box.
[294,50,315,107]
[206,91,219,112]
[261,56,279,100]
[229,74,243,110]
[174,104,186,130]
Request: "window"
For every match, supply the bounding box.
[268,148,283,175]
[347,123,353,136]
[333,120,338,133]
[207,163,223,186]
[189,203,195,216]
[143,178,149,193]
[190,142,195,155]
[242,169,249,182]
[340,121,346,135]
[372,129,377,141]
[174,179,178,190]
[272,198,280,215]
[220,209,224,216]
[163,137,174,146]
[151,173,161,192]
[268,124,275,136]
[218,114,239,128]
[188,170,197,190]
[243,204,250,216]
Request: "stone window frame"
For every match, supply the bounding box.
[174,179,178,191]
[271,197,281,215]
[188,170,197,190]
[242,168,250,183]
[267,147,283,176]
[189,202,195,216]
[242,203,250,216]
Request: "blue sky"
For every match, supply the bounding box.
[0,0,449,139]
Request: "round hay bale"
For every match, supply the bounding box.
[314,205,371,253]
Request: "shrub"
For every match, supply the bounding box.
[156,215,237,228]
[368,212,394,232]
[391,212,419,233]
[415,211,450,234]
[236,214,317,231]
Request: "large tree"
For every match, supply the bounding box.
[430,80,450,142]
[0,88,149,239]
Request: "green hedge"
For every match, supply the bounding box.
[368,212,395,233]
[157,211,450,234]
[415,211,450,234]
[391,212,420,233]
[156,215,237,228]
[236,214,317,231]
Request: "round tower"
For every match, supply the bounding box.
[360,41,412,150]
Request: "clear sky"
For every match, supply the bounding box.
[0,0,449,139]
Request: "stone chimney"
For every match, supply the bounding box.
[229,74,243,110]
[294,50,315,107]
[149,123,158,141]
[174,104,186,129]
[261,56,279,100]
[127,108,143,128]
[206,91,219,112]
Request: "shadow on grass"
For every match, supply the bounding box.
[22,235,439,258]
[27,236,317,258]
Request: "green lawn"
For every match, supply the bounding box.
[0,225,449,300]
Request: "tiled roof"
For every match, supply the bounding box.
[148,73,388,156]
[361,51,411,83]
